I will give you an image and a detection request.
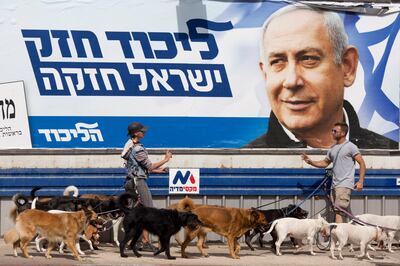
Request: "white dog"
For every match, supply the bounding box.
[352,214,399,253]
[64,185,123,247]
[265,214,328,256]
[324,223,388,260]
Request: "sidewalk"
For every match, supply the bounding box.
[1,240,399,266]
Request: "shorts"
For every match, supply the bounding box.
[332,187,351,212]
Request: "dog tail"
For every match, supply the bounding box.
[118,192,137,213]
[12,193,29,208]
[9,206,18,222]
[31,197,38,209]
[30,187,41,200]
[265,219,279,234]
[3,228,19,245]
[63,185,79,197]
[177,196,195,211]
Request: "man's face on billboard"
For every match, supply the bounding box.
[260,10,352,135]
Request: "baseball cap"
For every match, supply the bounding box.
[127,122,148,136]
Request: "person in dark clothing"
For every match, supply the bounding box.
[246,5,398,149]
[246,100,397,149]
[121,122,172,252]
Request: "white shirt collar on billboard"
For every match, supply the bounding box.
[281,108,350,148]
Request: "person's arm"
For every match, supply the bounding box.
[354,153,366,192]
[301,153,331,168]
[149,150,172,172]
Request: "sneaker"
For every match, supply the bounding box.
[141,242,157,252]
[135,241,143,251]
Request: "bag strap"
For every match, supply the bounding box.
[332,141,348,168]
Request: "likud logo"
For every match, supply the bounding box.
[169,168,200,194]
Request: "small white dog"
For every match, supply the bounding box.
[265,214,328,256]
[324,223,388,260]
[353,214,399,252]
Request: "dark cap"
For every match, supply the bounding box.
[127,122,147,137]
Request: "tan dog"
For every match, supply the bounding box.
[4,227,20,257]
[168,197,205,246]
[178,198,269,259]
[15,208,97,261]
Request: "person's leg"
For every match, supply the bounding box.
[134,178,156,251]
[335,213,343,223]
[333,188,351,223]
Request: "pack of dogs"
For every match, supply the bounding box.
[3,186,400,261]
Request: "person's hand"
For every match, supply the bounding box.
[354,181,363,192]
[301,153,312,164]
[164,150,172,161]
[151,167,169,173]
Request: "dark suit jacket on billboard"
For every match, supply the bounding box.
[245,101,398,149]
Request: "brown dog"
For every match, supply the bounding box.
[168,197,205,246]
[15,208,97,261]
[178,198,268,259]
[3,227,19,257]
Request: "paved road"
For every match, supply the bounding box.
[1,240,399,266]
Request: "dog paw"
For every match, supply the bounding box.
[339,256,344,260]
[389,249,395,253]
[120,254,128,258]
[45,255,52,259]
[181,254,189,259]
[311,252,316,256]
[167,256,176,260]
[330,256,337,260]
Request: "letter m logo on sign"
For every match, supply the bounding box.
[169,168,200,195]
[172,170,196,185]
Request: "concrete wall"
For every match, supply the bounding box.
[0,148,399,169]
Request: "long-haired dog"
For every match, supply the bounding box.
[178,197,269,259]
[118,193,203,260]
[14,208,97,260]
[3,227,20,257]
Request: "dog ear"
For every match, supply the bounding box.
[251,210,260,221]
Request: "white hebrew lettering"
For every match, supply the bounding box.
[169,69,189,91]
[84,69,100,91]
[188,69,213,92]
[61,68,85,96]
[38,129,52,141]
[128,65,148,91]
[41,68,64,91]
[100,69,125,91]
[148,69,173,91]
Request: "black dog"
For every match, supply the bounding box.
[245,204,308,251]
[118,193,202,260]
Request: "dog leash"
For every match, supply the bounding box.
[254,196,295,209]
[284,175,330,217]
[323,185,398,232]
[96,209,121,216]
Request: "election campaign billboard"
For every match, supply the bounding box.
[0,0,398,149]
